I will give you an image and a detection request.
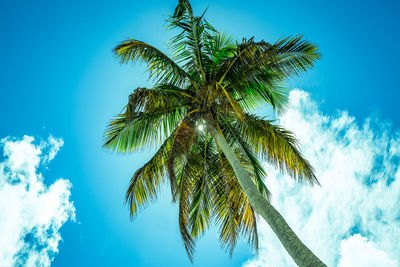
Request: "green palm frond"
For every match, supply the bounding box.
[217,36,319,114]
[103,87,190,152]
[238,82,289,114]
[173,0,193,18]
[211,153,259,255]
[177,158,195,261]
[241,202,259,252]
[168,114,199,199]
[271,35,321,77]
[187,137,213,239]
[237,113,319,184]
[126,86,193,114]
[103,108,187,153]
[114,39,194,87]
[172,131,261,258]
[216,38,289,113]
[125,135,172,218]
[167,7,217,86]
[173,132,212,261]
[203,32,235,66]
[167,19,207,83]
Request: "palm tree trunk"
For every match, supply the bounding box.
[206,119,326,267]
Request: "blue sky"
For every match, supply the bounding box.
[1,0,400,266]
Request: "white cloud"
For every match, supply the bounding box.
[338,234,397,267]
[42,136,64,163]
[244,90,400,267]
[0,135,75,267]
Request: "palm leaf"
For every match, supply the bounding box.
[177,157,195,261]
[271,35,321,77]
[236,113,319,184]
[103,87,190,152]
[125,135,173,217]
[114,39,195,87]
[211,152,259,255]
[103,108,186,153]
[173,0,193,18]
[168,114,198,199]
[217,36,320,113]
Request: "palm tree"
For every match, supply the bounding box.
[104,1,326,266]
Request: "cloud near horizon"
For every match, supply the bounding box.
[0,136,75,267]
[244,90,400,266]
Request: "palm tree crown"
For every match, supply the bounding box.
[104,0,322,264]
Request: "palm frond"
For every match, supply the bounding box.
[167,110,201,199]
[216,36,319,113]
[103,86,191,152]
[124,135,172,218]
[271,35,321,77]
[177,159,195,261]
[167,20,207,84]
[236,113,319,184]
[167,6,217,85]
[103,108,187,153]
[173,0,193,19]
[188,137,213,238]
[240,201,259,252]
[216,38,289,113]
[211,153,259,255]
[204,32,235,66]
[114,39,194,87]
[126,86,193,114]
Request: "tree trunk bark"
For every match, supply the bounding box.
[206,119,326,267]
